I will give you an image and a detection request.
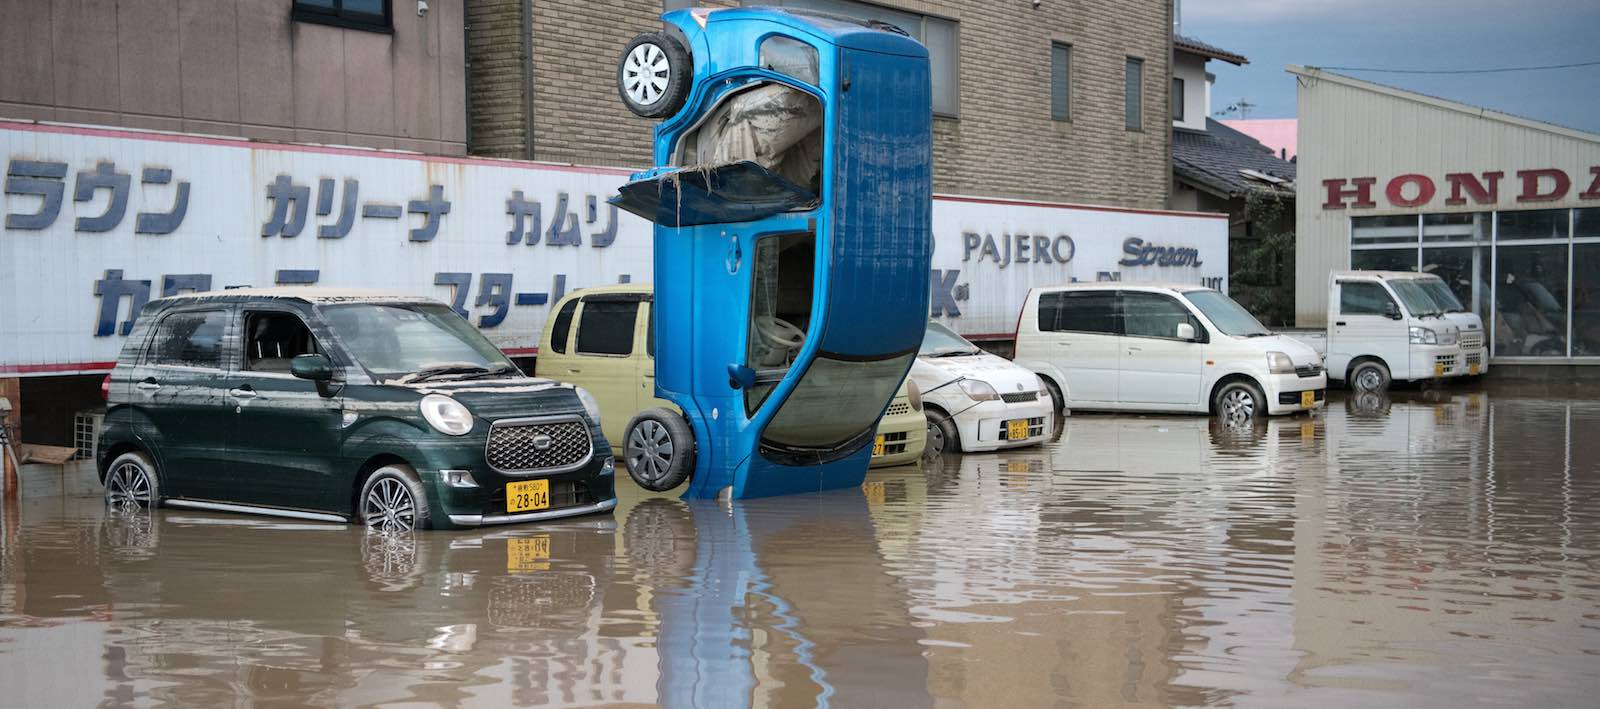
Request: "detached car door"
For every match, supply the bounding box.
[136,307,236,501]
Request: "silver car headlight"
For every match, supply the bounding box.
[958,378,1000,401]
[1266,351,1296,374]
[1409,326,1437,345]
[573,386,602,422]
[420,394,474,436]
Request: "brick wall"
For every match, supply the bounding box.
[467,0,1170,208]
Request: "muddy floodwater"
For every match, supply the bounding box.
[3,386,1599,707]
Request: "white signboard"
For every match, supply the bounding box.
[1,122,652,374]
[1,122,1227,375]
[930,195,1229,335]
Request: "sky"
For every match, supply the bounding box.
[1180,0,1600,134]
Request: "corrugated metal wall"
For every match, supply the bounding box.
[1292,69,1600,327]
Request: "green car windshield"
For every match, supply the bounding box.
[321,302,516,381]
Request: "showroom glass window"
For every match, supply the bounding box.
[1422,212,1491,317]
[1574,208,1600,356]
[1351,214,1420,272]
[1495,210,1570,357]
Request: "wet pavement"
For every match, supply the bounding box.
[3,385,1599,707]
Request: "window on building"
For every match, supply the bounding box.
[549,299,578,354]
[1339,282,1396,316]
[291,0,391,33]
[1172,77,1185,121]
[744,0,960,116]
[1495,244,1568,356]
[1125,57,1144,130]
[1499,209,1570,241]
[1421,212,1492,317]
[576,300,640,356]
[147,310,229,369]
[1050,43,1071,121]
[1573,242,1600,356]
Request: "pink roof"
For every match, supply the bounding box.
[1221,119,1297,160]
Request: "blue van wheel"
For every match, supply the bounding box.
[618,32,692,119]
[624,408,696,491]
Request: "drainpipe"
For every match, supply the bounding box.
[521,0,536,160]
[463,7,473,150]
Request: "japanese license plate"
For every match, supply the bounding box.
[872,435,886,456]
[1469,363,1480,375]
[507,536,550,572]
[506,479,549,513]
[1006,419,1030,440]
[1300,390,1315,408]
[1434,362,1445,377]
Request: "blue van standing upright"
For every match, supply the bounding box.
[610,7,933,499]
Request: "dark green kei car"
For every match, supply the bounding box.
[97,288,617,531]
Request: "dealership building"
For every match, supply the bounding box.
[1293,66,1600,364]
[2,0,1230,457]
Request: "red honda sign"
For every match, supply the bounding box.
[1322,166,1600,210]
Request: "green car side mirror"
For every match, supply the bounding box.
[291,354,335,382]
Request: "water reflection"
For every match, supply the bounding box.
[1,386,1597,707]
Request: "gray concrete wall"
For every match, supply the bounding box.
[0,0,467,155]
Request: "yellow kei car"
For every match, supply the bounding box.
[539,285,924,470]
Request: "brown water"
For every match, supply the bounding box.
[3,386,1598,707]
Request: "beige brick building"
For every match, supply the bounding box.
[468,0,1174,209]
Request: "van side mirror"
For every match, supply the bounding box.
[1384,302,1402,320]
[1175,323,1196,341]
[291,354,334,382]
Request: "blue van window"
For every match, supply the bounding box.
[759,35,819,85]
[745,231,816,414]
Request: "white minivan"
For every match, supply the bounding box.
[1014,284,1327,418]
[1323,271,1483,392]
[910,321,1053,455]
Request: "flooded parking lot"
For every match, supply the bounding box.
[2,385,1598,707]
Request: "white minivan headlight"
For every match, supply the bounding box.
[573,386,602,422]
[420,394,474,436]
[906,378,923,411]
[1266,351,1296,374]
[958,378,1000,401]
[1409,326,1437,345]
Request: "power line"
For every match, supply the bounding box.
[1314,60,1600,75]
